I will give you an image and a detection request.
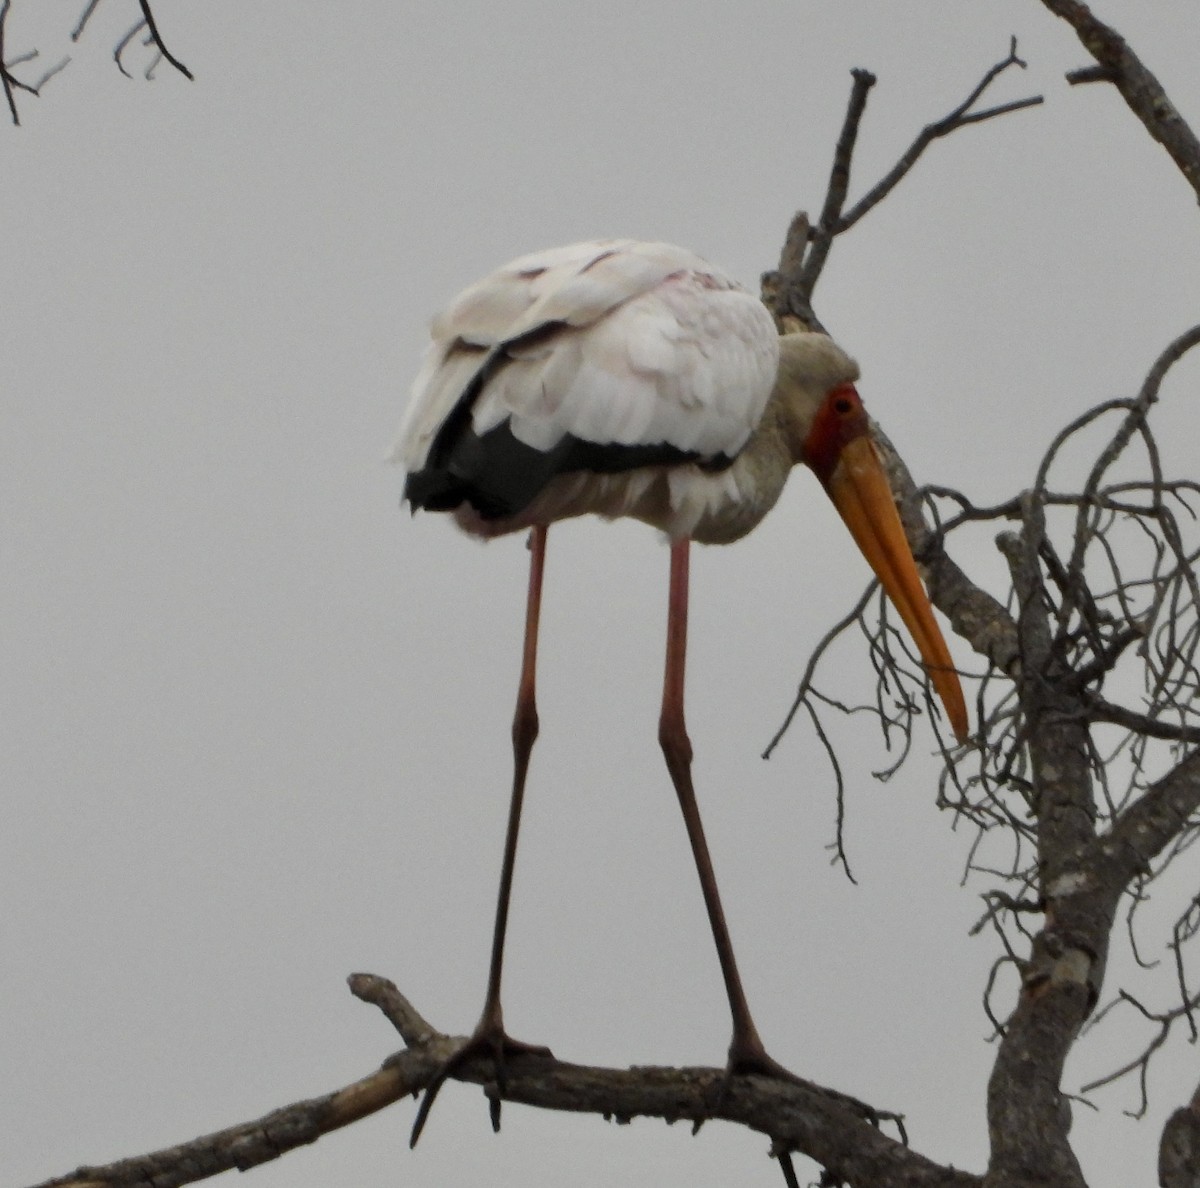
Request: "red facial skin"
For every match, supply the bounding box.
[801,383,870,487]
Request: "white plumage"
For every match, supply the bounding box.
[393,239,783,541]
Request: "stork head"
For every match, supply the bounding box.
[774,333,968,743]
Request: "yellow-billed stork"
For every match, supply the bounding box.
[394,239,967,1140]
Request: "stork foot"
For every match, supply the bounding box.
[725,1042,897,1128]
[728,1039,805,1086]
[705,1039,895,1186]
[410,1021,552,1147]
[704,1041,806,1188]
[702,1038,806,1123]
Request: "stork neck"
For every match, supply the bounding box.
[686,403,794,544]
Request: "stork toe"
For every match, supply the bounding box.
[410,1022,553,1146]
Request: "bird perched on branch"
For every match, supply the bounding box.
[394,237,967,1141]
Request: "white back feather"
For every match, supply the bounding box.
[392,240,779,473]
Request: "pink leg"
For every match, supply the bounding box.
[410,524,552,1146]
[481,520,546,1032]
[658,539,792,1078]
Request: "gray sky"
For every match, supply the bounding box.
[4,3,1200,1185]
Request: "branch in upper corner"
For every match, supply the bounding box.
[136,0,192,80]
[71,0,103,42]
[0,0,19,124]
[1038,0,1200,206]
[836,38,1041,238]
[3,0,191,124]
[114,2,192,82]
[762,40,1042,327]
[0,0,58,124]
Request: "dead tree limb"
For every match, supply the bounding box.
[762,39,1042,330]
[0,0,21,124]
[1039,0,1200,206]
[3,0,189,123]
[25,976,978,1188]
[134,0,191,79]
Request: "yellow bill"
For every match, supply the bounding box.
[824,436,968,743]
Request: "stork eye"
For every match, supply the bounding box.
[829,383,859,417]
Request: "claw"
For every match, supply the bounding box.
[409,1025,552,1147]
[777,1151,800,1188]
[410,1068,451,1148]
[692,1038,807,1129]
[700,1044,808,1188]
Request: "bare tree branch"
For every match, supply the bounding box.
[1082,750,1200,894]
[884,439,1021,673]
[760,45,1031,693]
[91,1,194,82]
[1078,989,1199,1116]
[790,65,877,326]
[1084,697,1200,743]
[763,581,878,759]
[0,0,19,125]
[3,1,191,120]
[112,18,143,79]
[837,39,1042,236]
[25,976,979,1188]
[71,0,103,42]
[31,54,70,91]
[761,39,1042,330]
[1038,0,1200,206]
[136,0,191,80]
[986,959,1093,1188]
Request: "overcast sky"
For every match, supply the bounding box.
[5,3,1200,1186]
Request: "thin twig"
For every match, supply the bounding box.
[138,0,192,79]
[795,67,876,301]
[0,0,18,125]
[71,0,104,42]
[837,39,1042,235]
[806,699,857,884]
[31,55,71,92]
[1085,697,1200,743]
[113,18,144,78]
[763,582,877,758]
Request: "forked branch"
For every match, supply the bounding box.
[3,0,190,123]
[762,38,1042,329]
[113,1,191,81]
